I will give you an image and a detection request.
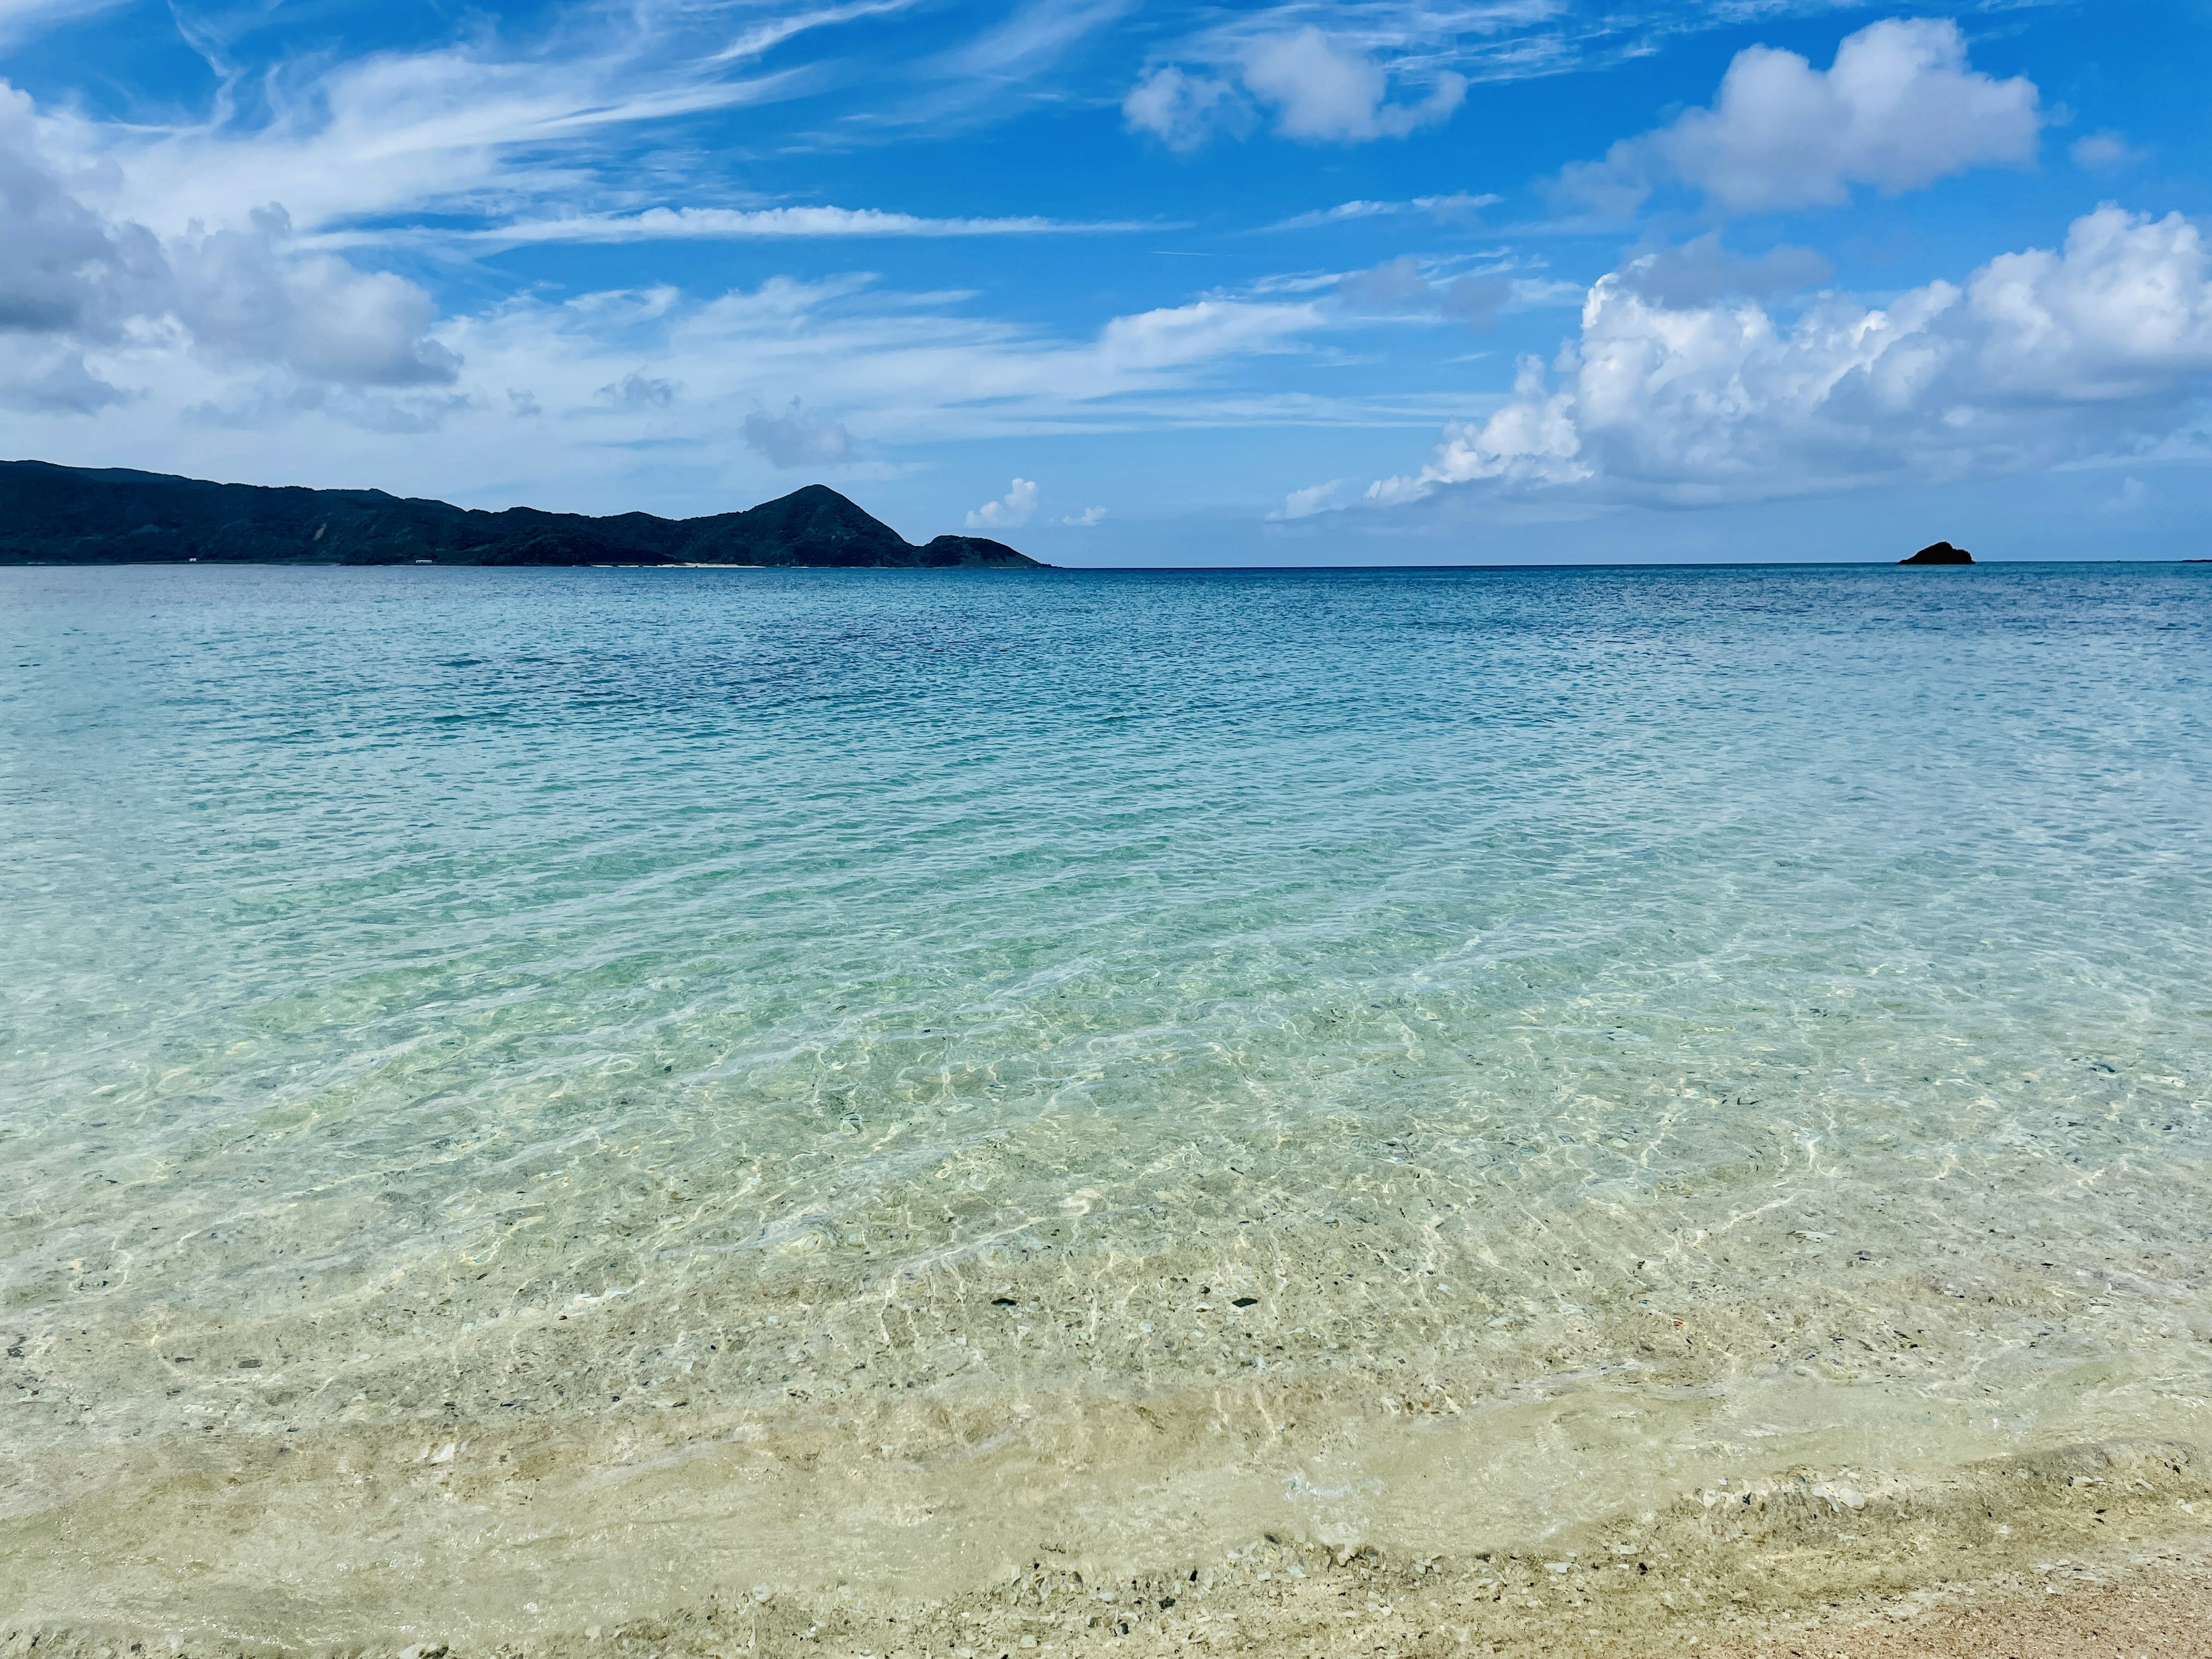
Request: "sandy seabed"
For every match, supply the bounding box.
[9,1220,2212,1659]
[5,1442,2210,1658]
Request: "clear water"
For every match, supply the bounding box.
[3,563,2209,1643]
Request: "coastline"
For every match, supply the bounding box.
[9,1435,2209,1655]
[8,1215,2211,1652]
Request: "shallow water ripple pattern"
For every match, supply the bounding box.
[1,562,2209,1635]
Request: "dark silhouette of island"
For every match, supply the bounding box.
[1899,541,1974,565]
[0,460,1041,569]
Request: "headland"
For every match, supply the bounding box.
[0,460,1040,568]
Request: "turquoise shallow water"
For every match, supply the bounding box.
[3,562,2210,1641]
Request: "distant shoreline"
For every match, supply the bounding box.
[0,459,1042,569]
[5,555,2202,571]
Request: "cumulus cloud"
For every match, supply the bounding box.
[1363,205,2212,510]
[743,400,855,467]
[1126,28,1463,149]
[1242,29,1465,143]
[0,341,130,412]
[1060,505,1107,526]
[0,78,458,416]
[967,477,1038,528]
[1122,66,1249,152]
[1559,18,2043,216]
[170,207,460,387]
[0,84,165,339]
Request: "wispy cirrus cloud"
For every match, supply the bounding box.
[1334,255,1575,328]
[64,59,805,238]
[47,0,911,238]
[460,277,1329,444]
[866,0,1139,130]
[447,205,1160,246]
[702,0,926,66]
[938,0,1138,84]
[1264,192,1499,231]
[0,0,131,47]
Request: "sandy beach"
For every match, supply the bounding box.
[8,1436,2209,1656]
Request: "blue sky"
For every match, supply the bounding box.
[2,0,2208,563]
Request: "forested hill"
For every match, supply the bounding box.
[0,461,1041,568]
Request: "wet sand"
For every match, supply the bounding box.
[6,1455,2209,1655]
[9,1218,2212,1646]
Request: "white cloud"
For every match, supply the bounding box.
[457,205,1150,246]
[0,82,167,339]
[744,401,855,467]
[1060,505,1107,526]
[704,0,928,68]
[1272,479,1357,520]
[891,0,1137,127]
[1362,204,2212,510]
[1559,18,2043,215]
[0,0,128,48]
[50,24,809,240]
[1096,297,1323,371]
[967,478,1038,528]
[942,0,1137,82]
[170,207,460,387]
[0,81,457,417]
[1242,28,1466,143]
[393,277,1330,482]
[1127,26,1463,149]
[1264,193,1498,231]
[1965,206,2212,398]
[2071,131,2146,174]
[1123,66,1249,151]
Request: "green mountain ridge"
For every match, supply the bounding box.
[0,461,1042,569]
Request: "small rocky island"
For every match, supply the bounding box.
[0,460,1041,568]
[1899,541,1974,565]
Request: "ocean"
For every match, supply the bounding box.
[3,560,2209,1650]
